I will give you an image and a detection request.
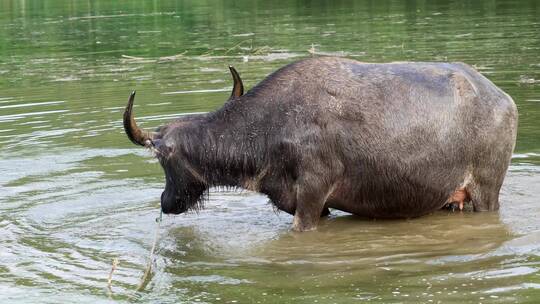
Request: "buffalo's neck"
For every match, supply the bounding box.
[182,111,269,189]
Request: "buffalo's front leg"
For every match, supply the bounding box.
[292,185,333,232]
[320,207,331,217]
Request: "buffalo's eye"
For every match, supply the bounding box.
[152,138,162,148]
[151,139,169,159]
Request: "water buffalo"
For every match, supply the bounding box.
[124,57,517,231]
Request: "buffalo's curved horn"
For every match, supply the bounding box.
[123,91,154,147]
[228,66,244,99]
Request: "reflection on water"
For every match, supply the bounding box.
[0,0,539,303]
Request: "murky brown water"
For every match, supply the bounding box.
[1,0,539,303]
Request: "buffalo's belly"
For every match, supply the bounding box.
[327,197,444,219]
[326,179,450,218]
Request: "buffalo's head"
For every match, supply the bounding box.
[123,66,244,214]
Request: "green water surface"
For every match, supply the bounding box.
[1,1,539,303]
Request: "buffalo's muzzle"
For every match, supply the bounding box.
[160,191,187,214]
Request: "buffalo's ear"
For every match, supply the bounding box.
[228,66,244,100]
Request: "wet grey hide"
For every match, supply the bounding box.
[123,57,517,231]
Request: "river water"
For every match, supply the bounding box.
[0,1,539,303]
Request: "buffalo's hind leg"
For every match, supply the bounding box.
[468,175,501,212]
[447,171,502,212]
[443,169,502,212]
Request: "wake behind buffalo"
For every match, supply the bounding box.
[123,57,517,231]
